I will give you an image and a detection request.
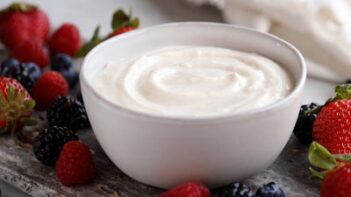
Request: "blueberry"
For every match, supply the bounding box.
[255,182,285,197]
[0,59,41,90]
[23,62,41,81]
[219,182,254,197]
[61,68,79,88]
[51,53,73,71]
[1,58,20,76]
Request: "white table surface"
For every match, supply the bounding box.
[0,0,338,196]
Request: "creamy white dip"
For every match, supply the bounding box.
[93,46,292,118]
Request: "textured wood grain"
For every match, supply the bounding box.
[0,121,320,197]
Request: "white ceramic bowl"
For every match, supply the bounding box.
[80,22,306,189]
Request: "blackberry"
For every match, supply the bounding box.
[33,126,78,166]
[51,53,73,71]
[255,182,285,197]
[219,182,254,197]
[47,96,90,131]
[293,103,321,145]
[0,58,41,90]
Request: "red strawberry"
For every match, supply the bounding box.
[56,141,95,186]
[0,77,35,134]
[313,100,351,154]
[10,39,49,69]
[49,23,81,57]
[31,71,68,110]
[321,163,351,197]
[108,26,135,38]
[160,182,210,197]
[0,2,50,49]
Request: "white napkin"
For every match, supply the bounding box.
[187,0,351,82]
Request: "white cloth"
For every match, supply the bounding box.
[187,0,351,82]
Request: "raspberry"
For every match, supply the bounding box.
[33,126,78,166]
[49,23,81,57]
[56,141,95,186]
[160,182,210,197]
[47,96,90,132]
[31,71,69,110]
[10,39,49,69]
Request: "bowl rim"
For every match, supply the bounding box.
[80,22,306,123]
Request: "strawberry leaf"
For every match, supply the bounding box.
[76,26,102,58]
[309,167,328,179]
[128,18,140,28]
[24,99,35,110]
[333,154,351,162]
[111,9,131,30]
[308,142,337,170]
[21,117,38,126]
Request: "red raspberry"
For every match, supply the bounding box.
[49,23,81,57]
[56,141,95,186]
[10,39,49,69]
[31,71,68,110]
[160,182,210,197]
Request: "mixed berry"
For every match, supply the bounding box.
[0,2,139,187]
[3,1,351,196]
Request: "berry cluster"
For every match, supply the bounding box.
[160,181,285,197]
[0,2,141,188]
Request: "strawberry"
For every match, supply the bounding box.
[308,142,351,197]
[31,71,68,110]
[56,141,95,186]
[313,99,351,154]
[0,2,50,49]
[49,23,81,57]
[0,77,35,134]
[108,26,135,38]
[159,182,210,197]
[321,163,351,197]
[76,9,139,57]
[10,39,49,69]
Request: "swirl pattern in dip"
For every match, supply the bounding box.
[93,46,292,118]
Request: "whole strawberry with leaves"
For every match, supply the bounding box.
[0,2,50,49]
[309,142,351,197]
[312,84,351,154]
[0,77,35,134]
[76,9,139,57]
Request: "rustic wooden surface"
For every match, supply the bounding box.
[0,120,320,197]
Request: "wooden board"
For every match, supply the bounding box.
[0,121,320,197]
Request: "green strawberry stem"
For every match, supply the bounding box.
[308,141,351,179]
[0,2,37,14]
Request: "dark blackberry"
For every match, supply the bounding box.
[0,59,41,90]
[293,103,321,145]
[51,53,73,71]
[76,92,84,105]
[255,182,285,197]
[33,126,78,166]
[47,96,90,131]
[219,182,254,197]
